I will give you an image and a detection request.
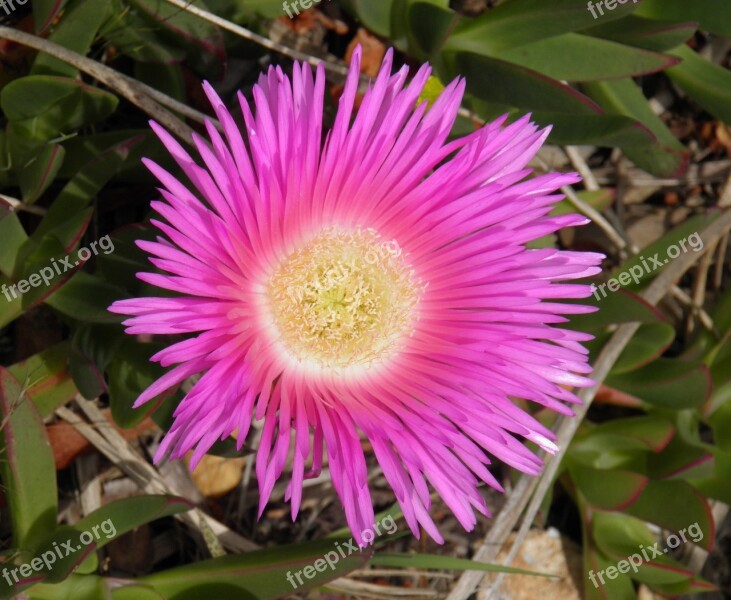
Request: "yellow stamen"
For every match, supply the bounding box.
[267,227,422,370]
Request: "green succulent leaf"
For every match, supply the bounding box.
[407,1,460,58]
[137,537,372,599]
[18,144,66,205]
[0,496,192,598]
[591,512,707,587]
[605,357,711,409]
[446,0,640,55]
[44,272,128,323]
[635,0,731,37]
[32,135,142,247]
[100,1,186,64]
[570,415,676,470]
[32,0,112,77]
[494,34,679,82]
[612,322,676,374]
[370,552,554,576]
[572,465,648,510]
[108,339,174,428]
[583,15,696,52]
[622,480,714,552]
[646,435,714,480]
[128,0,226,78]
[11,574,107,600]
[0,369,58,551]
[611,212,718,291]
[7,343,78,418]
[32,0,69,34]
[567,288,663,331]
[0,212,29,278]
[583,78,689,177]
[668,45,731,124]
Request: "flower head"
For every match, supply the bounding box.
[110,47,602,544]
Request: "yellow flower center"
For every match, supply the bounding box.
[267,227,423,371]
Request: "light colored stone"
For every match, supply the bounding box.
[477,529,583,600]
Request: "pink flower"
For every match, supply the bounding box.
[110,47,602,544]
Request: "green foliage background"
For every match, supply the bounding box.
[0,1,729,598]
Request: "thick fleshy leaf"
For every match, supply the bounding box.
[370,552,552,576]
[2,76,118,166]
[32,0,112,77]
[572,465,648,511]
[128,0,226,78]
[1,76,118,128]
[592,512,708,587]
[626,480,715,551]
[71,323,126,374]
[31,135,141,246]
[0,212,28,278]
[570,416,675,469]
[407,1,460,58]
[74,493,159,553]
[605,358,711,410]
[583,78,689,177]
[611,211,718,291]
[692,451,731,504]
[338,0,398,38]
[445,0,640,55]
[0,274,23,328]
[7,343,78,418]
[4,574,106,600]
[57,130,162,183]
[529,110,655,146]
[237,0,290,19]
[44,272,128,323]
[708,401,731,454]
[68,345,106,400]
[623,480,714,552]
[583,542,636,600]
[647,436,714,480]
[30,495,193,585]
[453,53,658,147]
[668,45,731,124]
[649,576,718,596]
[455,52,597,113]
[612,322,676,374]
[18,144,66,205]
[138,538,372,599]
[32,0,68,34]
[494,34,678,82]
[16,235,87,311]
[112,585,166,600]
[108,340,173,428]
[95,224,159,291]
[635,0,731,37]
[100,1,186,64]
[134,61,185,102]
[584,16,697,52]
[567,288,663,331]
[0,369,58,550]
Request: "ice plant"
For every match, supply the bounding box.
[109,47,603,544]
